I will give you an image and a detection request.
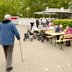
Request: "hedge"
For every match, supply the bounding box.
[53,19,72,28]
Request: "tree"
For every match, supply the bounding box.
[0,0,71,20]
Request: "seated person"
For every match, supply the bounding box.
[64,25,72,46]
[55,24,63,40]
[23,23,35,41]
[28,24,38,40]
[55,24,63,32]
[65,26,72,34]
[48,23,54,30]
[54,23,58,30]
[32,24,39,32]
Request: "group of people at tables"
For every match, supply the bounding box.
[24,21,72,46]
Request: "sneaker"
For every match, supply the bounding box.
[6,66,13,71]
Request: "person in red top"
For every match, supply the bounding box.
[65,26,72,46]
[65,26,72,34]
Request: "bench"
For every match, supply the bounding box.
[46,35,54,43]
[55,34,72,49]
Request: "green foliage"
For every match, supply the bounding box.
[53,19,72,28]
[69,0,72,9]
[0,0,71,21]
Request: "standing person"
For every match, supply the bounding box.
[30,22,34,30]
[41,18,47,27]
[46,19,49,26]
[0,14,20,71]
[36,18,39,28]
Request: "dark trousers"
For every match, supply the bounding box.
[56,35,60,40]
[66,41,71,46]
[36,24,39,28]
[3,45,14,68]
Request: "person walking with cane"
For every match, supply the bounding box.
[0,14,20,72]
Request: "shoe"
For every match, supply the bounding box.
[6,66,13,71]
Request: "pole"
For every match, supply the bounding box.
[19,40,24,62]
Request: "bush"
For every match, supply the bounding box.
[53,19,72,28]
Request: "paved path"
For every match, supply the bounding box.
[0,25,72,72]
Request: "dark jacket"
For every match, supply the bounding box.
[55,26,60,32]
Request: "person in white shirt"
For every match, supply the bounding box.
[31,24,39,33]
[41,18,47,27]
[48,23,54,30]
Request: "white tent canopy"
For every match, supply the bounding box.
[34,7,72,15]
[44,7,72,13]
[34,11,56,15]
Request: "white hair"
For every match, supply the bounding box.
[4,14,11,19]
[59,24,63,27]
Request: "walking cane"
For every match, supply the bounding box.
[19,40,24,62]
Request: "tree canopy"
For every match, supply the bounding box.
[0,0,71,20]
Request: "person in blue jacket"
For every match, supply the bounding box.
[0,14,20,71]
[55,24,63,40]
